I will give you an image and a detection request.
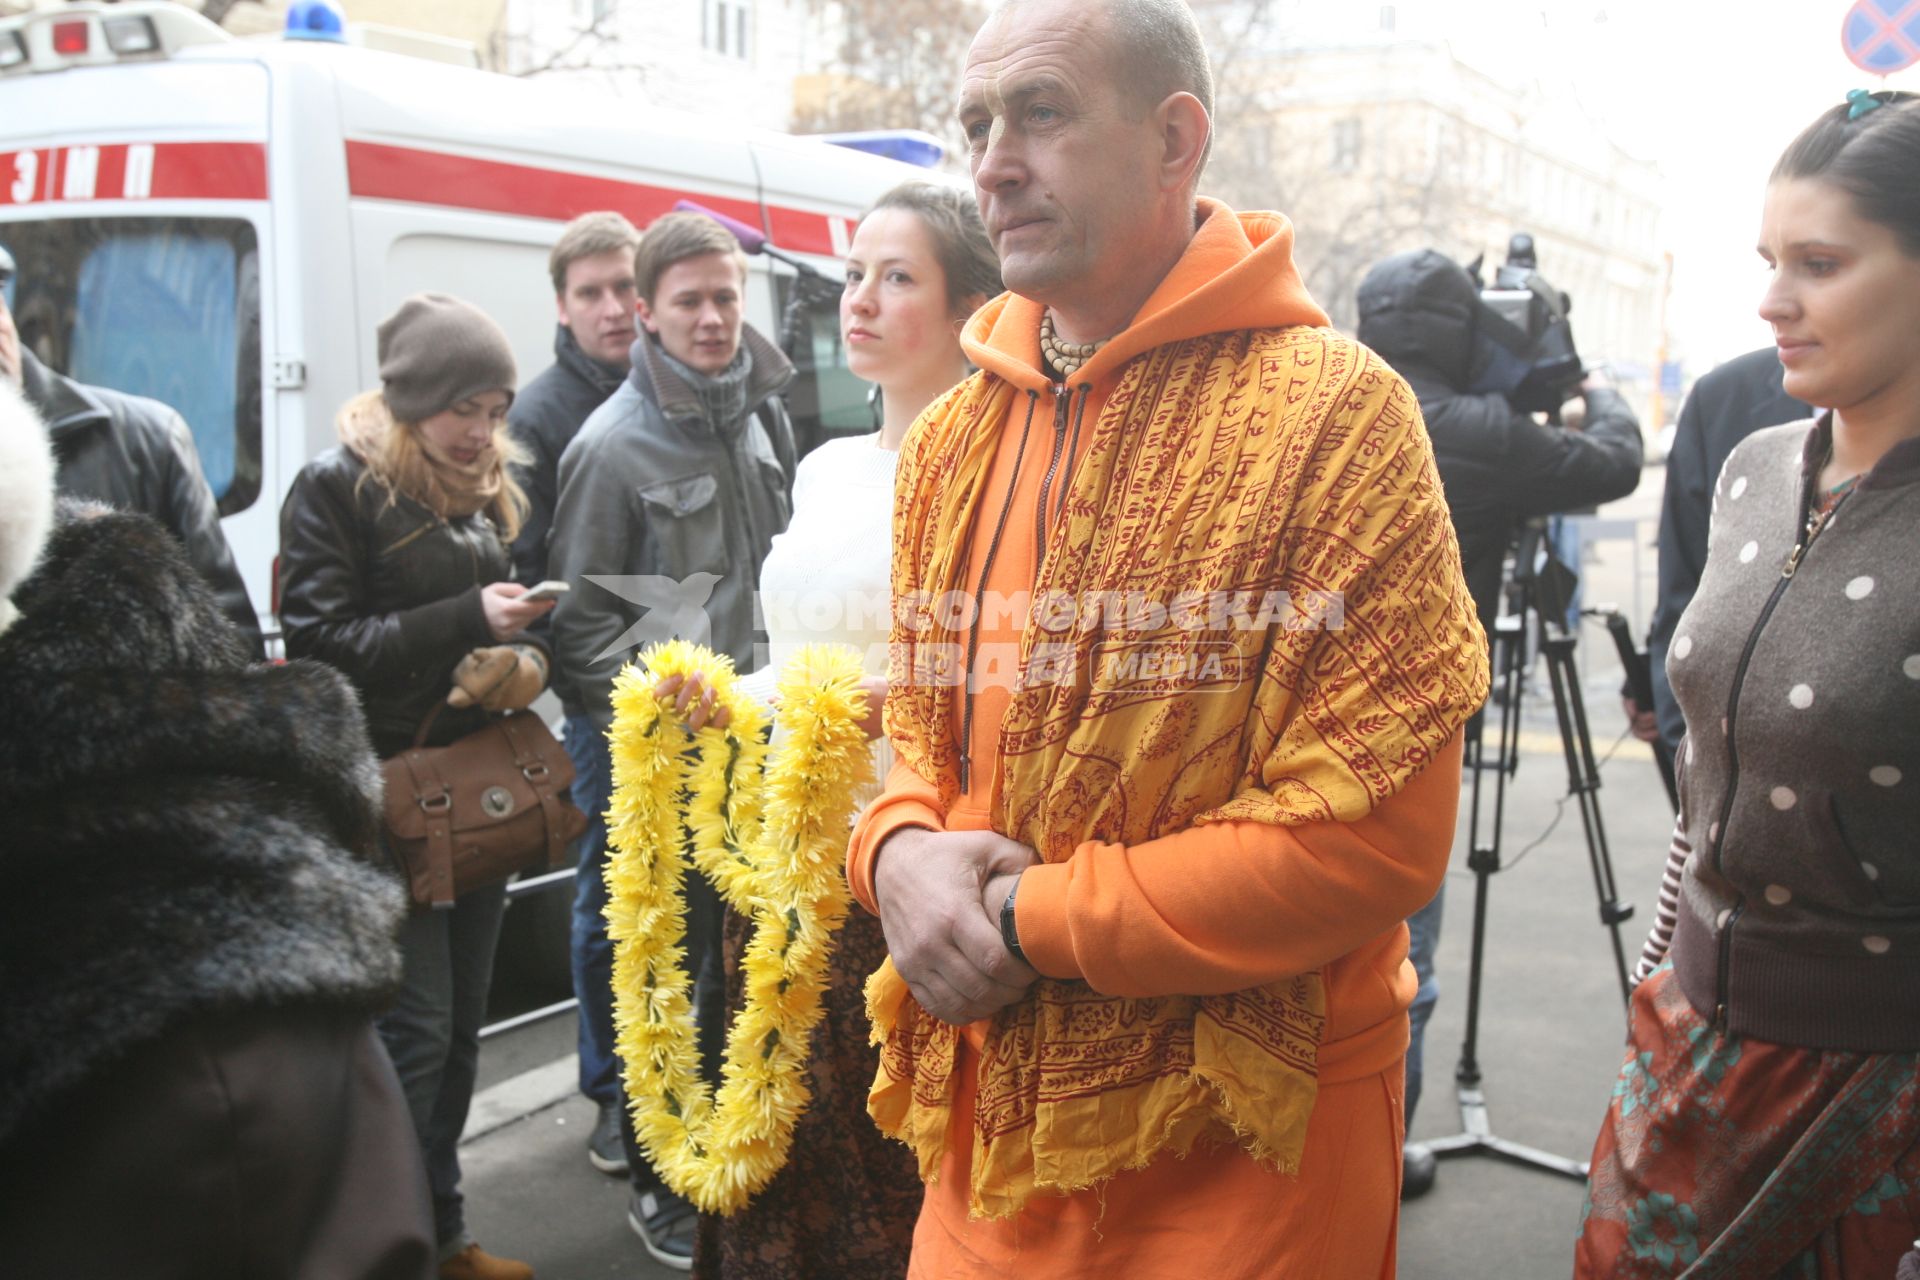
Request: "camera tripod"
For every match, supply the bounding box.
[1424,522,1635,1183]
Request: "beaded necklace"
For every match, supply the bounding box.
[1038,310,1109,380]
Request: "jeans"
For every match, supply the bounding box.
[563,713,725,1192]
[1544,515,1585,632]
[564,714,621,1108]
[377,880,508,1251]
[1404,883,1444,1129]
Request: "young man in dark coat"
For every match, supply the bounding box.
[502,211,644,1178]
[1356,246,1644,1199]
[508,211,642,591]
[0,380,433,1279]
[0,243,263,656]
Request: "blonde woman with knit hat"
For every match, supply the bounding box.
[278,293,554,1280]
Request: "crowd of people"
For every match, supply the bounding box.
[1,0,1917,1276]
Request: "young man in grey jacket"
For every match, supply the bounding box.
[547,211,796,1271]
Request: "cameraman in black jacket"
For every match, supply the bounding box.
[1357,247,1642,1200]
[1358,249,1643,626]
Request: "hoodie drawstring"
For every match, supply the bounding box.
[958,388,1040,796]
[1052,384,1093,537]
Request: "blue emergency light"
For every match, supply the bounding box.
[286,0,347,43]
[815,130,947,169]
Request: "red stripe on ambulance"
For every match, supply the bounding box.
[0,141,267,206]
[343,140,844,257]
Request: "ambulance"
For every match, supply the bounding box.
[0,0,939,635]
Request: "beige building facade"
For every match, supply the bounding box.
[1198,1,1666,414]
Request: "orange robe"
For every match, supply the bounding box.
[850,202,1475,1278]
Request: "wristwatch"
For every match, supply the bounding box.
[999,874,1026,964]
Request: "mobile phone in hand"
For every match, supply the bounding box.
[523,580,570,603]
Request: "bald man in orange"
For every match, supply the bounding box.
[846,1,1488,1276]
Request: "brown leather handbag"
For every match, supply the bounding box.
[380,705,587,910]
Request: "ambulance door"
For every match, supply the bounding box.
[0,55,278,629]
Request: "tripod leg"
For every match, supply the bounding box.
[1458,619,1522,1091]
[1541,631,1634,1005]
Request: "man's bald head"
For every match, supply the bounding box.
[991,0,1214,174]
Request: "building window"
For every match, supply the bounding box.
[703,0,751,60]
[1379,5,1397,31]
[1331,117,1362,172]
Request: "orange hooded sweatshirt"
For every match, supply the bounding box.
[848,201,1467,1278]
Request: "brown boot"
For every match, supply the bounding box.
[438,1243,534,1280]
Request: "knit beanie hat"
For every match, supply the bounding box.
[376,294,517,423]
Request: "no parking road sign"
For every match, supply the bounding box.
[1843,0,1920,74]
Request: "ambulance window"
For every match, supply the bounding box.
[776,274,873,457]
[0,217,262,516]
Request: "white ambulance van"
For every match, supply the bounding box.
[0,1,932,633]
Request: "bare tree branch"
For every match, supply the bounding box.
[790,0,988,147]
[510,11,623,78]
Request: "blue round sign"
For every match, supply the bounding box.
[1843,0,1920,75]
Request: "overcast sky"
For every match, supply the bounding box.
[1428,0,1920,368]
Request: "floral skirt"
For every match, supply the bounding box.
[692,904,920,1280]
[1576,964,1920,1278]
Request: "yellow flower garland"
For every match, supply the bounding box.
[605,640,873,1214]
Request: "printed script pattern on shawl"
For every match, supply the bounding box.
[872,327,1488,1218]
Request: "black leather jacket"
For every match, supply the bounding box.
[20,349,262,656]
[277,445,543,759]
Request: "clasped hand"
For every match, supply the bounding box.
[873,827,1041,1026]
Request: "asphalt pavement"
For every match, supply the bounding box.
[457,473,1673,1279]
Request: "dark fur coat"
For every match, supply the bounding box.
[0,502,404,1145]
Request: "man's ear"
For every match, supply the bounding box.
[635,295,658,335]
[1154,91,1211,194]
[555,293,571,328]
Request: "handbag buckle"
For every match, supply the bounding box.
[481,785,516,819]
[418,787,452,815]
[522,762,550,784]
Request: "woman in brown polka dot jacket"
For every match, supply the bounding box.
[1574,92,1920,1279]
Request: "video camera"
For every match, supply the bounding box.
[1466,233,1584,416]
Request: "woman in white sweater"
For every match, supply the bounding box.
[659,182,1001,1280]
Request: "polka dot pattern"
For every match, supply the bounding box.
[1906,655,1920,680]
[1715,908,1733,930]
[1770,786,1798,811]
[1730,476,1748,499]
[1739,540,1759,564]
[1863,862,1881,882]
[1674,636,1694,660]
[1765,884,1793,906]
[1871,766,1902,787]
[1788,684,1813,710]
[1846,576,1875,600]
[1864,936,1892,956]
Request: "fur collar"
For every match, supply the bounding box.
[0,505,403,1143]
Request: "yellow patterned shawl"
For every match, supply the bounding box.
[871,326,1487,1219]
